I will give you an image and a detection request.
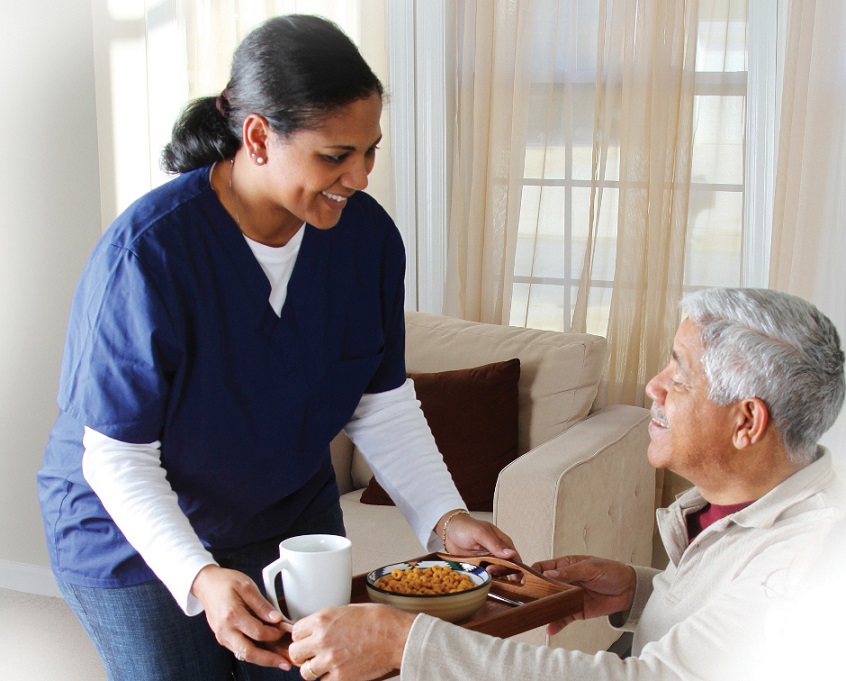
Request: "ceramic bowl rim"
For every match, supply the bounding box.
[365,560,491,599]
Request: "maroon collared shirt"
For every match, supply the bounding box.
[687,500,756,542]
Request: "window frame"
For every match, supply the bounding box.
[401,0,785,319]
[387,0,450,313]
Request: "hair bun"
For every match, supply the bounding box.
[215,85,232,118]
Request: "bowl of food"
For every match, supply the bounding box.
[365,559,492,622]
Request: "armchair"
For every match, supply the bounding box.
[330,311,654,653]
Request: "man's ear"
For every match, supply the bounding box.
[733,397,769,449]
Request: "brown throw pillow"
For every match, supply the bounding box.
[359,358,520,512]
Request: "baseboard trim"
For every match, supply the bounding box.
[0,559,62,597]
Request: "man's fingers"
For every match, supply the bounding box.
[546,612,582,636]
[553,559,605,585]
[532,555,590,575]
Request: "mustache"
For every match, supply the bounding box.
[650,405,669,428]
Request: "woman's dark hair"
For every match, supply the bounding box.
[161,14,384,173]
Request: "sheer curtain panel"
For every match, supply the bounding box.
[770,0,846,466]
[444,1,535,323]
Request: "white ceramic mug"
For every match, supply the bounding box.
[262,534,352,621]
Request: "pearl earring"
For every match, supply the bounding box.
[251,152,265,165]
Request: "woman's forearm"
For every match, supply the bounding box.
[82,427,216,614]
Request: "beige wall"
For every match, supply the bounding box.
[0,0,102,586]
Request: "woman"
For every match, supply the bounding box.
[37,15,515,681]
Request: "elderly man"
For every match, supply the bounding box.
[285,288,846,681]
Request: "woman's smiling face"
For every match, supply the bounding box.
[261,92,383,234]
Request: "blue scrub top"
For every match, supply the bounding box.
[37,166,407,587]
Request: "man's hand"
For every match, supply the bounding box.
[191,565,292,669]
[287,604,415,681]
[437,510,519,560]
[532,556,637,635]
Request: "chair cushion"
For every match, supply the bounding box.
[404,311,607,453]
[360,358,520,512]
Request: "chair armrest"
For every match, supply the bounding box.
[493,404,654,653]
[494,403,653,564]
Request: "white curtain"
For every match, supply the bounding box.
[571,0,699,411]
[445,0,741,507]
[770,0,846,466]
[443,0,535,323]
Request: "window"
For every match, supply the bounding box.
[94,1,779,325]
[508,0,772,334]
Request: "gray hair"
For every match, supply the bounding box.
[680,288,845,466]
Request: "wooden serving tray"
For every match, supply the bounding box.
[352,552,583,639]
[275,554,582,680]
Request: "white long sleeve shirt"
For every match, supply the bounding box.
[400,449,846,681]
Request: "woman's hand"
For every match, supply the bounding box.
[438,510,519,560]
[287,604,415,681]
[532,555,636,635]
[191,565,292,669]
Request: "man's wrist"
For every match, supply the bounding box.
[388,609,418,669]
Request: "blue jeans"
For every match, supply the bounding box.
[59,503,346,681]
